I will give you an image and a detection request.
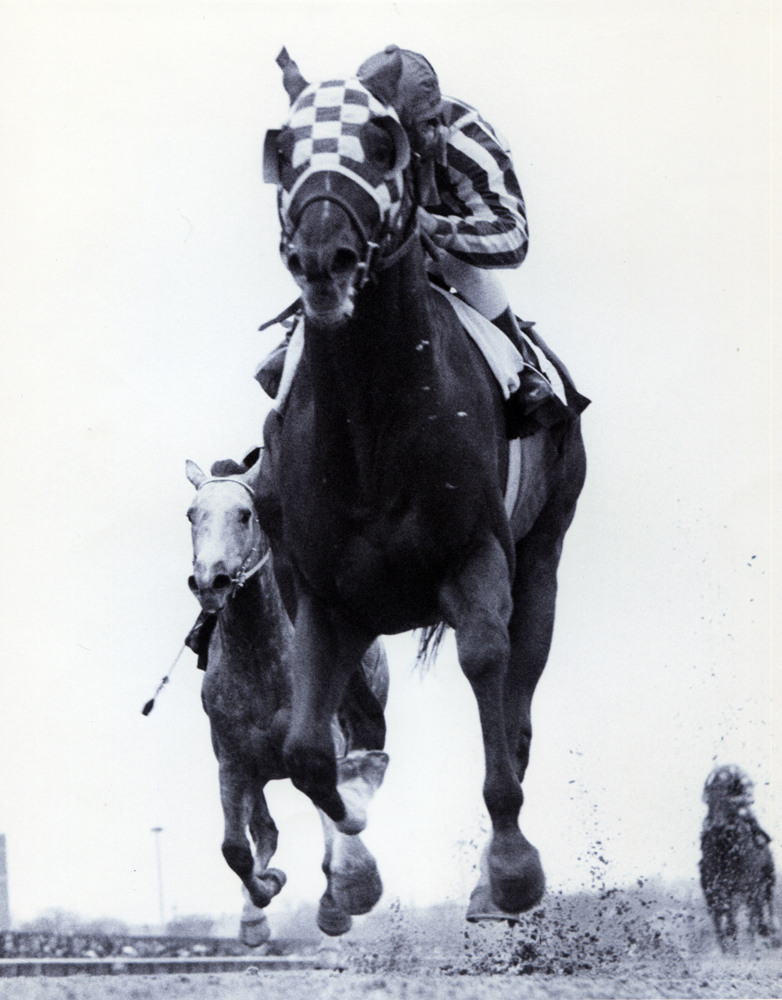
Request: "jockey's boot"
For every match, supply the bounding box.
[255,337,290,398]
[492,306,571,439]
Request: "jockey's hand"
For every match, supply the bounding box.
[416,207,442,260]
[416,206,439,236]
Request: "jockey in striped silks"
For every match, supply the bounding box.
[357,45,564,429]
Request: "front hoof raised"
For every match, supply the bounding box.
[335,750,389,834]
[286,742,346,824]
[489,831,545,914]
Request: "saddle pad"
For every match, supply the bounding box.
[270,321,305,412]
[432,286,567,406]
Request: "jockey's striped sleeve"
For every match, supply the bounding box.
[424,97,529,269]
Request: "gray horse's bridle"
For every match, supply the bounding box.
[193,478,271,594]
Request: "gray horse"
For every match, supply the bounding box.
[186,456,389,946]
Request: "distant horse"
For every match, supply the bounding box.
[256,52,588,919]
[185,456,390,945]
[699,765,777,953]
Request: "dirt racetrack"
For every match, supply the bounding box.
[3,888,781,998]
[1,956,781,1000]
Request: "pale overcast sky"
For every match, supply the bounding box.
[0,2,775,930]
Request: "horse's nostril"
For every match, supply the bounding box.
[188,575,198,593]
[213,574,231,591]
[331,249,358,275]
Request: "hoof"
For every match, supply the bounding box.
[245,867,287,909]
[465,881,521,924]
[335,750,389,835]
[314,943,347,970]
[484,830,545,915]
[317,891,352,937]
[490,850,545,914]
[239,913,270,948]
[330,857,383,915]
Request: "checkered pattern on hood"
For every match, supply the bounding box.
[277,77,406,229]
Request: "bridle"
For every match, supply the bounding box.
[191,478,271,598]
[279,169,419,293]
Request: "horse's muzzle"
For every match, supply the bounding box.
[189,572,232,612]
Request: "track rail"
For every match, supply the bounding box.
[0,954,327,977]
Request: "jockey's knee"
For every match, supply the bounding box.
[432,255,509,319]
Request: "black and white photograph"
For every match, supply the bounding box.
[0,3,777,997]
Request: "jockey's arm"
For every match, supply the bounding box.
[423,114,529,270]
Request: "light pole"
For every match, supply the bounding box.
[151,827,165,931]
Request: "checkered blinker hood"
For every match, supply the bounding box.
[264,77,410,240]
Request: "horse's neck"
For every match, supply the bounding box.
[305,239,439,486]
[215,571,292,699]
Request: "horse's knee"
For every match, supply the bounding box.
[284,737,346,823]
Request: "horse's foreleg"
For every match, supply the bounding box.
[504,522,566,783]
[245,790,287,908]
[283,591,372,831]
[440,535,544,915]
[218,759,255,882]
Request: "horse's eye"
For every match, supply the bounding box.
[238,509,252,525]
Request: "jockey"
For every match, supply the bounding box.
[356,45,567,434]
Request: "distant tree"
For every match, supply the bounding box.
[165,914,215,938]
[19,909,82,935]
[78,917,130,937]
[19,910,130,937]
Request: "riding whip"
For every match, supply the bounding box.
[141,642,187,716]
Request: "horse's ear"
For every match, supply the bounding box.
[361,115,410,176]
[238,453,262,491]
[357,45,403,107]
[186,460,207,489]
[276,47,308,105]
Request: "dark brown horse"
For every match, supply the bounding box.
[186,456,390,944]
[256,54,587,919]
[699,765,778,953]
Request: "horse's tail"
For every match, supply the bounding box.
[415,623,449,671]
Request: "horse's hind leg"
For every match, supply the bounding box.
[439,535,543,916]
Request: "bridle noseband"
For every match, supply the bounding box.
[280,172,417,294]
